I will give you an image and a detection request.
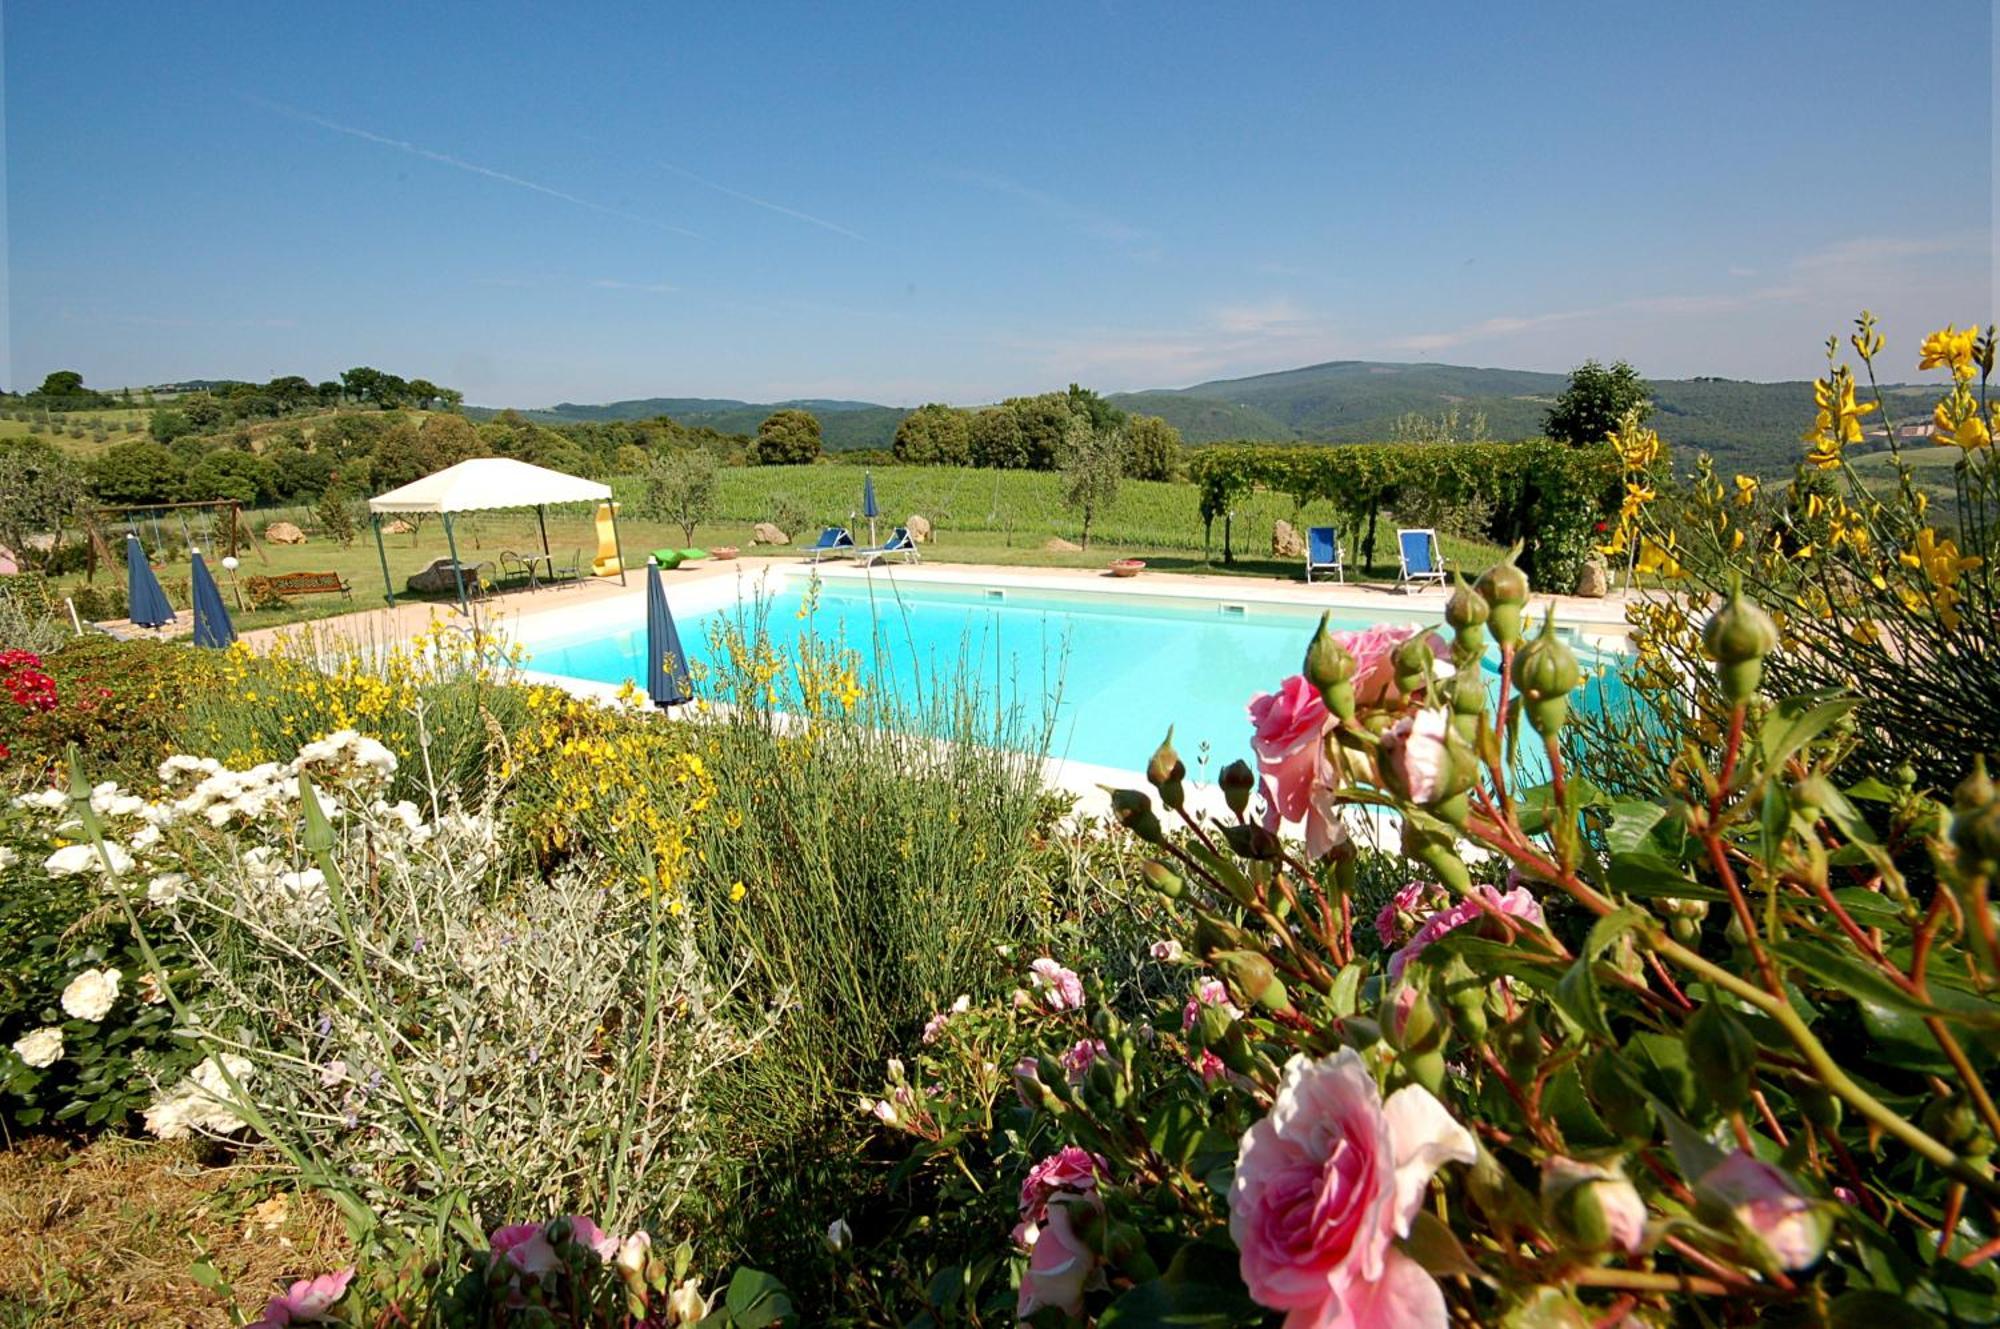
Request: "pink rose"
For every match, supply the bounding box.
[1230,1049,1475,1328]
[248,1267,355,1327]
[1375,881,1444,949]
[1260,773,1351,861]
[1182,977,1241,1032]
[1338,624,1434,708]
[1028,957,1084,1012]
[1059,1037,1107,1083]
[1016,1194,1103,1320]
[564,1215,620,1261]
[1694,1152,1830,1271]
[1019,1145,1108,1223]
[490,1222,560,1278]
[1381,706,1453,805]
[1388,884,1545,979]
[1249,675,1334,823]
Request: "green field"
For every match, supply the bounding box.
[50,464,1500,632]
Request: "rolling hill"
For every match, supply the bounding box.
[487,362,1949,476]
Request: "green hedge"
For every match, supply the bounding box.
[1187,439,1619,588]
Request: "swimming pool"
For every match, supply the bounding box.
[519,573,1632,776]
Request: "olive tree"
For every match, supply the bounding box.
[1058,419,1124,550]
[641,449,719,544]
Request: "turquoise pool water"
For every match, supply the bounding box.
[523,578,1631,775]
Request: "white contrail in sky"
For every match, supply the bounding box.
[246,95,701,240]
[657,160,864,241]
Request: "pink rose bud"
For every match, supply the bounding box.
[1693,1152,1831,1272]
[1541,1157,1648,1255]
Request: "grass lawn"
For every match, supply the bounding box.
[46,463,1501,632]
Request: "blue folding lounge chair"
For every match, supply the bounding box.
[857,526,920,567]
[1397,528,1445,589]
[806,527,855,564]
[1305,526,1344,583]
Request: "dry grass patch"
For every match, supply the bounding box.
[0,1137,347,1327]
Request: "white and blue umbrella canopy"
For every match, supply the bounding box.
[645,559,693,708]
[189,550,236,649]
[862,472,879,519]
[124,533,175,627]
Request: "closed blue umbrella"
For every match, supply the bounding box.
[188,550,236,649]
[862,472,879,545]
[124,532,175,628]
[645,557,693,708]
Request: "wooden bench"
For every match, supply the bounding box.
[245,571,353,602]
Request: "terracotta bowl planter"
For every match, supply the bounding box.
[710,546,739,561]
[1109,559,1145,578]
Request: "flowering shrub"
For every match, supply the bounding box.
[12,732,768,1244]
[0,784,202,1128]
[0,635,218,786]
[1599,314,2000,792]
[175,621,538,803]
[868,543,2000,1324]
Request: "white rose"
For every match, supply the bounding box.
[147,873,190,905]
[45,842,134,876]
[0,846,18,870]
[12,1026,63,1068]
[60,966,123,1021]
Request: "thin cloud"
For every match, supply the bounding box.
[590,278,676,294]
[245,95,701,239]
[657,160,865,241]
[943,168,1159,252]
[1389,309,1595,353]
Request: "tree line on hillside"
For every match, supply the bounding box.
[881,385,1182,480]
[0,357,1656,546]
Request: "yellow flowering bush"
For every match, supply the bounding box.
[177,619,538,803]
[1587,313,1999,790]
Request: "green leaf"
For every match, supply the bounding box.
[1603,801,1668,856]
[1826,1291,1945,1329]
[719,1267,793,1329]
[1656,1105,1729,1182]
[1606,852,1724,901]
[1772,939,1943,1018]
[1843,777,1901,803]
[1553,957,1610,1039]
[1758,695,1858,770]
[1399,1210,1485,1282]
[1097,1241,1259,1329]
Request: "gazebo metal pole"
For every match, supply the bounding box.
[537,505,551,560]
[443,512,470,615]
[373,513,397,606]
[607,501,628,586]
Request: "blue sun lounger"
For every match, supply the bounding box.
[1305,526,1344,583]
[807,527,856,563]
[1398,528,1445,589]
[856,526,920,567]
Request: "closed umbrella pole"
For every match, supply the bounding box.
[645,557,693,709]
[188,549,236,649]
[862,472,879,547]
[124,532,175,628]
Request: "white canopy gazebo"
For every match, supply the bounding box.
[367,458,625,613]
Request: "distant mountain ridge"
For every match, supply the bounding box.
[483,360,1943,476]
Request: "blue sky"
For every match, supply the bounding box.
[4,1,1992,406]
